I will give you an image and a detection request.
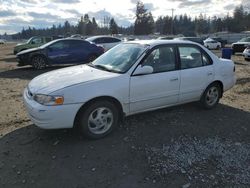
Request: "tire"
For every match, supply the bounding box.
[88,54,97,62]
[76,101,119,139]
[32,55,47,70]
[200,83,221,109]
[216,45,220,50]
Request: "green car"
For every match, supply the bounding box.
[14,36,54,54]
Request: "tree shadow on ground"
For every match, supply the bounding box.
[0,56,17,63]
[0,103,249,188]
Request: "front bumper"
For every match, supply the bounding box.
[23,88,83,129]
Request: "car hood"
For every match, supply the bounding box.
[15,43,26,47]
[28,65,119,94]
[233,41,250,45]
[17,47,41,55]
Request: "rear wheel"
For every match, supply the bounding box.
[32,56,47,70]
[200,83,221,109]
[76,101,119,139]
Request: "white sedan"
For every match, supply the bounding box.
[23,40,236,139]
[85,36,121,51]
[243,46,250,61]
[204,39,221,50]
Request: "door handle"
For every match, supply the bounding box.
[207,72,213,76]
[170,78,179,81]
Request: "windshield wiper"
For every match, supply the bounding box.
[88,63,122,73]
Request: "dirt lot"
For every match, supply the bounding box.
[0,43,249,188]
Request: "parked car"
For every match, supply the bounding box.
[175,37,204,45]
[17,38,104,69]
[0,39,5,44]
[243,46,250,61]
[23,40,236,139]
[70,34,84,39]
[231,37,250,54]
[211,37,227,47]
[204,38,221,50]
[86,36,122,51]
[14,36,54,54]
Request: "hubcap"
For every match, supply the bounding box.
[88,107,113,135]
[206,86,219,106]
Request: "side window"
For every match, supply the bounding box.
[45,37,51,43]
[31,37,42,44]
[142,46,176,73]
[94,38,104,44]
[109,38,121,43]
[179,47,203,69]
[49,41,66,50]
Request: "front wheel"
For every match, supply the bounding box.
[77,101,119,139]
[32,56,47,70]
[200,83,221,109]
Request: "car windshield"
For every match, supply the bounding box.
[89,43,149,73]
[239,38,250,42]
[26,37,35,44]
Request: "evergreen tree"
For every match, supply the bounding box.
[78,16,85,35]
[109,18,118,34]
[134,1,154,35]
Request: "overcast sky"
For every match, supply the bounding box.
[0,0,249,34]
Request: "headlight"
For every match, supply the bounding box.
[33,94,64,106]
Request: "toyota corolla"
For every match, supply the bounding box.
[23,40,236,139]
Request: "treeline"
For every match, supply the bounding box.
[11,1,250,39]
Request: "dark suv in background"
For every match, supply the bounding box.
[231,37,250,54]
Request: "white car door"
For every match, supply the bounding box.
[130,45,180,114]
[178,45,214,102]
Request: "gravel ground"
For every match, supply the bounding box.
[0,43,249,187]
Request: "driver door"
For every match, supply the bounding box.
[47,41,71,64]
[129,45,180,114]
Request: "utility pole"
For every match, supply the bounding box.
[171,8,175,35]
[166,8,175,35]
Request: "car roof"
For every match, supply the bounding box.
[86,35,120,40]
[51,38,88,43]
[126,39,200,46]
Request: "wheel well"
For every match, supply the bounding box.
[73,96,124,128]
[31,54,48,63]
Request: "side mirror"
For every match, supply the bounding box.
[133,65,153,76]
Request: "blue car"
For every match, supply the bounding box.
[16,38,104,69]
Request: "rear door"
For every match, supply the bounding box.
[65,40,91,63]
[129,45,180,113]
[178,45,214,102]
